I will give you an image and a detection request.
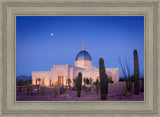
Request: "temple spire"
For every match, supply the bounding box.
[82,41,85,50]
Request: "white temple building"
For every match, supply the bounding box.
[32,43,119,87]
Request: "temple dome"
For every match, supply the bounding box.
[75,41,92,68]
[75,50,92,61]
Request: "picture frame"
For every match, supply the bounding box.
[0,0,159,117]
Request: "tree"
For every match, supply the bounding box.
[118,56,132,92]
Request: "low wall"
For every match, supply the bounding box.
[108,80,144,95]
[108,82,126,95]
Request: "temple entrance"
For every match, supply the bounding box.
[58,76,64,85]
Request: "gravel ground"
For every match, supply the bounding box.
[16,90,144,101]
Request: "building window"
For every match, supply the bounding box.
[42,79,45,84]
[36,79,37,85]
[58,76,64,85]
[50,80,51,86]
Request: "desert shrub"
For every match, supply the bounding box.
[122,87,128,97]
[85,87,91,94]
[73,78,78,89]
[40,86,45,96]
[93,79,100,95]
[26,82,33,93]
[60,85,66,95]
[108,76,114,83]
[53,82,59,97]
[86,78,89,84]
[66,78,71,90]
[119,78,125,82]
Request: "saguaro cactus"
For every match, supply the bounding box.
[77,72,82,97]
[133,49,139,95]
[99,58,108,100]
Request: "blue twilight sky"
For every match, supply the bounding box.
[16,16,144,78]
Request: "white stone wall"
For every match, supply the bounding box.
[51,64,69,85]
[75,60,92,68]
[108,82,126,95]
[32,64,119,87]
[75,68,99,83]
[32,71,51,86]
[106,68,119,83]
[74,67,119,83]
